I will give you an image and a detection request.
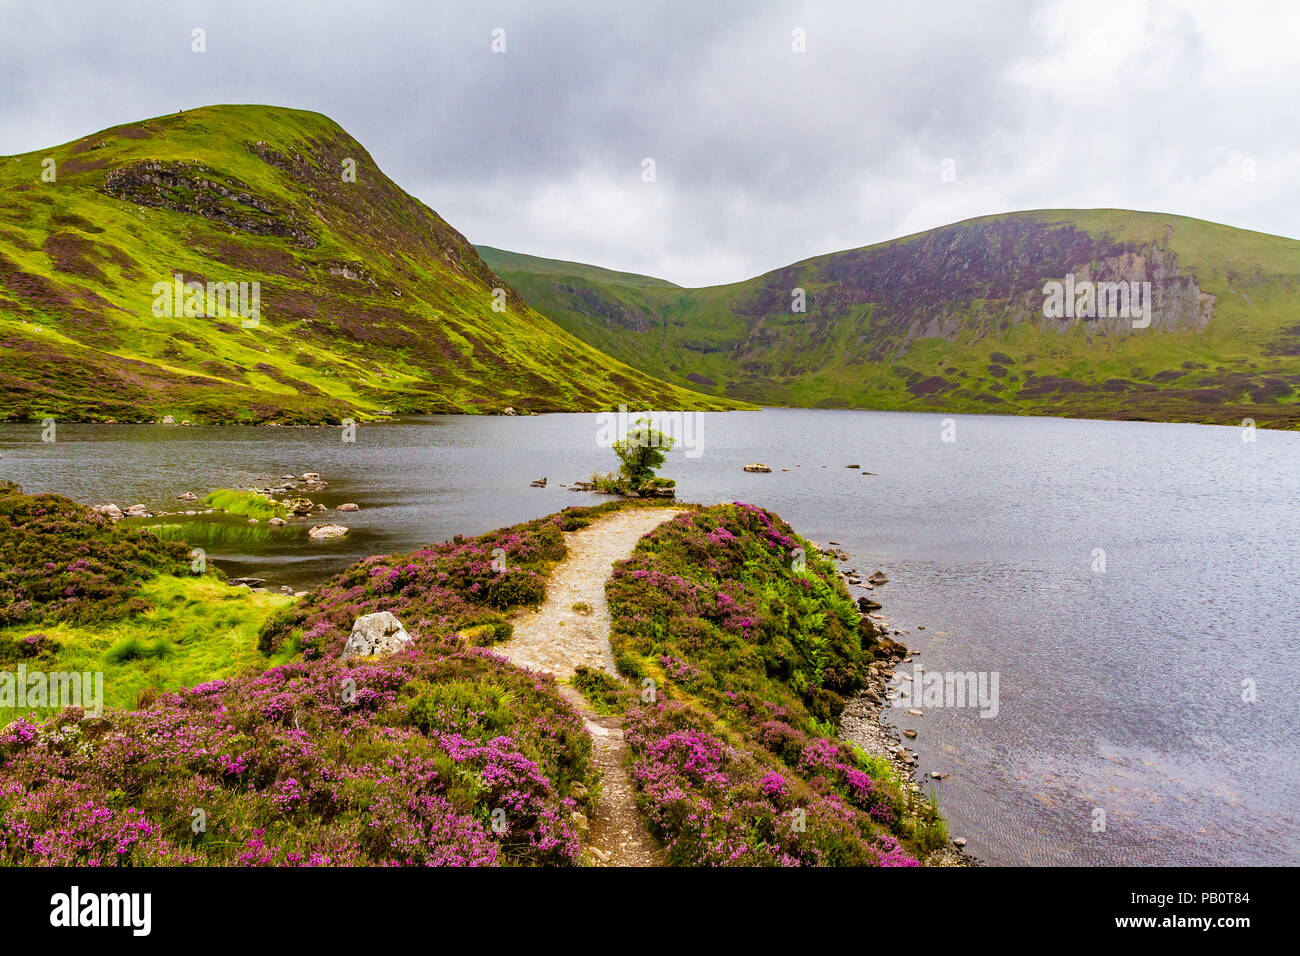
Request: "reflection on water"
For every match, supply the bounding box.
[2,410,1297,866]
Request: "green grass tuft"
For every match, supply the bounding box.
[0,574,295,719]
[204,489,285,519]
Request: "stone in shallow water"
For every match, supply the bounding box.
[308,523,348,539]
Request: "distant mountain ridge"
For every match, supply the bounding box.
[480,209,1300,427]
[0,105,741,423]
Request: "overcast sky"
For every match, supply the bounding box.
[3,0,1297,286]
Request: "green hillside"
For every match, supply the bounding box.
[481,210,1300,427]
[475,245,680,290]
[0,105,743,423]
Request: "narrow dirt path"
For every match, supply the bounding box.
[501,506,681,867]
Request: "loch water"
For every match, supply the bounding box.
[2,409,1297,866]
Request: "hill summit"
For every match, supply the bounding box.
[482,209,1300,427]
[0,105,739,423]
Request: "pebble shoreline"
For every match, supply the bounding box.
[817,543,978,867]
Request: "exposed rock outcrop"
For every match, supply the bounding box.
[103,160,317,248]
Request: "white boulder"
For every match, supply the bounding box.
[341,612,412,661]
[308,523,348,539]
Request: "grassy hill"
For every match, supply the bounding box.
[481,210,1300,427]
[0,105,742,423]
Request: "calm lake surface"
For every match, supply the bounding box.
[2,409,1297,866]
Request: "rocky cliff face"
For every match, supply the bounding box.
[482,210,1300,428]
[1031,245,1215,337]
[736,218,1216,361]
[104,159,318,248]
[559,281,655,332]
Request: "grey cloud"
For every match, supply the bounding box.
[1,0,1296,286]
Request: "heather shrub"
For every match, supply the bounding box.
[0,635,595,866]
[257,502,658,659]
[482,567,547,608]
[257,514,566,656]
[407,679,517,737]
[608,503,870,723]
[0,486,191,627]
[608,502,935,866]
[0,633,60,665]
[624,701,912,866]
[0,504,661,866]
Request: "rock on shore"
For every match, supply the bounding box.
[830,556,976,866]
[340,612,411,661]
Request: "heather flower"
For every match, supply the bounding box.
[759,771,788,799]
